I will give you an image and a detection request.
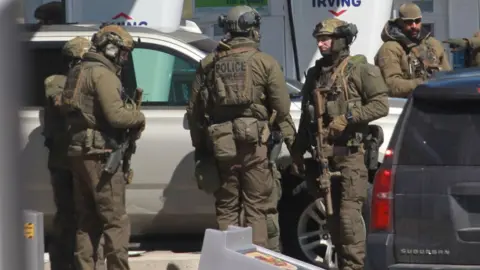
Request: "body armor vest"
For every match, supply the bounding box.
[62,61,105,128]
[211,47,257,107]
[315,57,362,122]
[407,40,440,79]
[313,56,366,146]
[205,46,269,123]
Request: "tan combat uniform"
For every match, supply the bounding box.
[43,36,106,270]
[456,34,480,67]
[375,21,451,98]
[292,18,389,270]
[187,37,296,248]
[65,50,144,270]
[43,74,76,270]
[294,53,389,270]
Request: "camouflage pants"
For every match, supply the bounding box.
[214,143,274,247]
[328,151,368,270]
[70,156,130,270]
[48,168,76,270]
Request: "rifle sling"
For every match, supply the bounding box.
[315,56,352,94]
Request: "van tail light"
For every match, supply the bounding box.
[370,149,394,232]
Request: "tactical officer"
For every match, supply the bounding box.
[62,25,145,270]
[43,36,90,270]
[187,5,296,249]
[34,1,63,24]
[291,18,389,270]
[444,32,480,67]
[375,2,451,98]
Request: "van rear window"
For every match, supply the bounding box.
[398,99,480,166]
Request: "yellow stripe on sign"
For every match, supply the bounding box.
[24,223,34,239]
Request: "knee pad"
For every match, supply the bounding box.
[266,213,280,251]
[266,213,279,238]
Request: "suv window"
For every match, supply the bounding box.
[131,43,198,106]
[23,41,66,107]
[398,98,480,165]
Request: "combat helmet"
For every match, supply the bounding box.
[92,24,135,52]
[218,5,261,34]
[62,36,91,59]
[312,18,358,52]
[313,18,346,37]
[312,18,358,38]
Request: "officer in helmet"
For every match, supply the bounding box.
[186,5,296,249]
[62,25,145,270]
[43,36,90,270]
[291,18,389,269]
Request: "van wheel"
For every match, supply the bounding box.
[279,168,372,269]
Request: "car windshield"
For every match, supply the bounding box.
[188,38,303,97]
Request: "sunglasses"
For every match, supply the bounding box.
[403,18,422,25]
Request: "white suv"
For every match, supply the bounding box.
[20,23,405,267]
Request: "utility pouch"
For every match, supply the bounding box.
[326,101,342,117]
[195,157,222,194]
[207,121,237,161]
[233,117,260,144]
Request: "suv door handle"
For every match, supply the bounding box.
[457,228,480,242]
[450,183,480,196]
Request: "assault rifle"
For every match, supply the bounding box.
[311,88,341,216]
[104,88,144,183]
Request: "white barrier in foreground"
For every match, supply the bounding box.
[199,226,326,270]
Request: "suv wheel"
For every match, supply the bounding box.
[279,169,372,269]
[296,199,339,268]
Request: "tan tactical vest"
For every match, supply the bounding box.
[205,46,269,122]
[316,56,363,119]
[63,61,120,156]
[315,55,368,146]
[407,39,440,79]
[62,61,106,127]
